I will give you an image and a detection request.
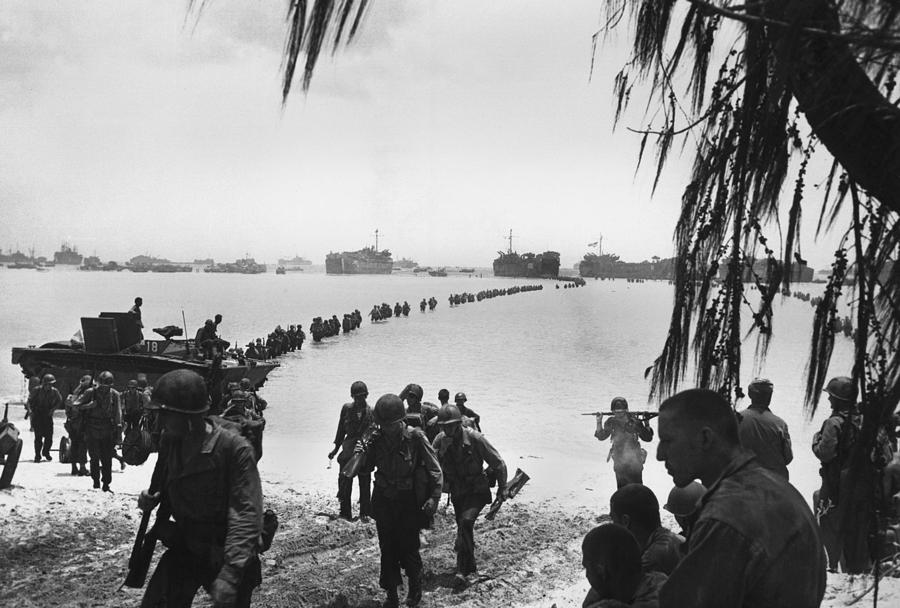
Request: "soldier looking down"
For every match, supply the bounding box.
[138,369,264,608]
[74,370,122,492]
[328,381,374,521]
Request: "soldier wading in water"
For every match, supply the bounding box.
[138,369,264,608]
[432,403,507,587]
[356,394,442,607]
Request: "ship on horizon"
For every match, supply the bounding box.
[277,254,312,266]
[492,230,560,278]
[326,229,393,275]
[204,256,266,274]
[54,242,83,265]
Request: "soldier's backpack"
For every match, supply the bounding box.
[123,390,144,419]
[122,422,152,466]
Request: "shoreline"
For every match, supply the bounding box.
[2,429,899,607]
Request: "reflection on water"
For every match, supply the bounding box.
[0,268,852,512]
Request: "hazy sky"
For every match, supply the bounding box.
[0,1,842,269]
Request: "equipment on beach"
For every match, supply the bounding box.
[0,403,23,490]
[485,468,530,521]
[581,411,659,419]
[340,425,381,479]
[123,478,167,589]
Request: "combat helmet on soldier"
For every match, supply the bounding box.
[351,381,369,398]
[41,373,56,385]
[374,394,406,426]
[148,369,210,415]
[824,376,857,405]
[437,403,462,425]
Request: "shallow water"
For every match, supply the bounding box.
[0,267,852,513]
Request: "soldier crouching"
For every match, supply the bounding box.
[138,369,263,608]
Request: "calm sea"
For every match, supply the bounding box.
[0,267,853,511]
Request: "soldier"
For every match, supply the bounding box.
[581,524,667,608]
[610,483,683,575]
[453,392,481,431]
[130,296,144,339]
[402,301,411,316]
[656,388,825,607]
[138,369,263,608]
[813,376,868,573]
[239,378,267,416]
[65,374,92,476]
[594,397,653,488]
[437,389,450,407]
[75,370,122,491]
[420,299,427,313]
[400,384,438,433]
[27,373,63,462]
[737,378,793,479]
[662,481,705,539]
[358,394,442,608]
[432,403,507,586]
[122,379,149,434]
[328,381,374,521]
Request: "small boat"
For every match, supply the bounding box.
[428,268,447,277]
[459,267,475,273]
[275,266,286,275]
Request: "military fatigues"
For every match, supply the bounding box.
[433,427,507,575]
[595,415,654,488]
[362,426,442,593]
[813,409,869,573]
[122,387,149,432]
[737,406,793,479]
[75,387,122,487]
[333,402,374,519]
[641,526,683,575]
[27,386,62,460]
[142,420,263,608]
[64,384,91,472]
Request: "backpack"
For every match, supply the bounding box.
[123,389,144,419]
[122,422,152,465]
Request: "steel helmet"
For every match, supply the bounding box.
[454,392,468,404]
[610,397,629,411]
[350,381,369,398]
[98,371,115,386]
[437,404,462,425]
[663,481,706,516]
[239,378,252,390]
[127,379,139,388]
[41,373,56,385]
[825,376,857,403]
[373,394,405,425]
[148,369,210,414]
[402,383,424,401]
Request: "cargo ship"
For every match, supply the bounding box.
[492,230,559,278]
[277,255,312,266]
[326,229,393,275]
[204,257,266,274]
[53,243,83,265]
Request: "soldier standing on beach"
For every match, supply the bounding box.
[27,373,62,462]
[75,370,122,491]
[432,403,507,587]
[594,397,654,488]
[138,369,264,608]
[328,381,374,521]
[813,376,869,573]
[358,394,442,608]
[736,378,793,479]
[65,374,92,476]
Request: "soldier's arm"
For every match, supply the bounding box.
[638,417,654,442]
[219,438,264,588]
[473,432,508,490]
[74,388,96,410]
[782,424,794,465]
[594,417,612,441]
[659,519,752,608]
[418,432,444,501]
[813,418,840,463]
[333,406,347,447]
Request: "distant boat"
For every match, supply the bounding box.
[396,257,418,269]
[277,255,312,266]
[204,257,266,274]
[459,267,475,273]
[53,242,83,265]
[428,268,447,277]
[275,266,286,275]
[326,230,393,275]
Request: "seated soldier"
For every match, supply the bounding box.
[610,484,683,575]
[582,523,667,608]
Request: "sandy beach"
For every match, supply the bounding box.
[2,421,899,608]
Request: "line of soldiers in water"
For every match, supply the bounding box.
[449,283,544,306]
[371,301,412,321]
[310,310,363,341]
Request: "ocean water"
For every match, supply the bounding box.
[0,267,853,513]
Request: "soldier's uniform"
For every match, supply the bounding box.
[65,377,92,475]
[333,400,374,519]
[595,405,654,488]
[433,426,507,577]
[141,370,264,608]
[75,377,122,491]
[27,380,62,461]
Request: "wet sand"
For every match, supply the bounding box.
[2,423,898,607]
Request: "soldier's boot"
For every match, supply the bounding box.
[405,573,422,607]
[93,478,101,489]
[71,463,79,476]
[382,587,399,608]
[79,464,89,476]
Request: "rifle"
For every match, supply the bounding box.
[340,425,381,479]
[123,476,166,588]
[581,411,659,420]
[485,468,529,521]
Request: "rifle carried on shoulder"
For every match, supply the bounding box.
[485,468,529,521]
[581,411,659,419]
[340,425,381,479]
